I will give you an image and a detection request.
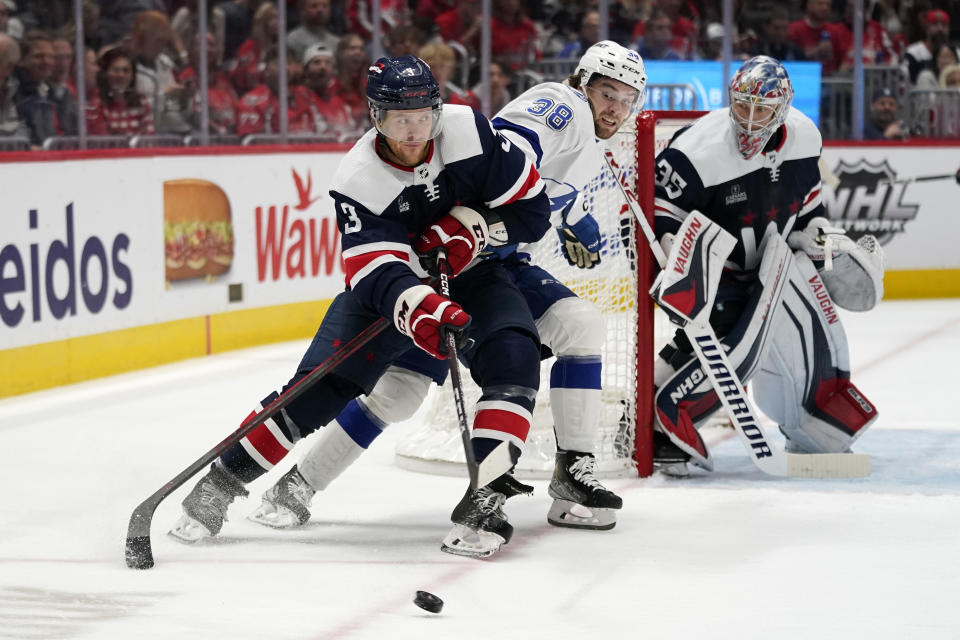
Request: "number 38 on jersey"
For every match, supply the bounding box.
[526,98,574,131]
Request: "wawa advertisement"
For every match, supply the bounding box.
[1,152,347,350]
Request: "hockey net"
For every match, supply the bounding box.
[395,111,706,479]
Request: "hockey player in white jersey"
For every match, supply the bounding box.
[649,56,882,476]
[248,41,647,549]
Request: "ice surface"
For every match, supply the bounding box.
[1,300,958,639]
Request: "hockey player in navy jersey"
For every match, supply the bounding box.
[650,56,883,476]
[168,55,553,546]
[246,41,647,552]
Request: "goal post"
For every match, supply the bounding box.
[395,110,707,480]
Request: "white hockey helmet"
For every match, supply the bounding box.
[576,40,647,112]
[728,56,794,160]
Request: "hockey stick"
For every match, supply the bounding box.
[436,251,480,490]
[603,150,870,478]
[434,251,512,489]
[124,314,392,570]
[877,166,960,186]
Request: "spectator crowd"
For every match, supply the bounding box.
[1,0,959,148]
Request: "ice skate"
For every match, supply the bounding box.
[547,450,622,530]
[169,461,248,543]
[248,465,316,529]
[441,474,533,559]
[653,430,691,478]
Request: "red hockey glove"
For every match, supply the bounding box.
[414,206,490,276]
[394,285,471,359]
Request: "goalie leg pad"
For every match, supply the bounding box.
[752,253,878,453]
[653,231,795,470]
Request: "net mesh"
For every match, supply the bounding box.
[394,112,701,479]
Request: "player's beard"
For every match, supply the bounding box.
[378,135,429,167]
[593,108,624,140]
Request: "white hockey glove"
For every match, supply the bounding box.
[556,192,601,269]
[788,217,885,311]
[786,217,848,271]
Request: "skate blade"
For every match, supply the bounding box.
[168,514,213,544]
[547,500,616,531]
[656,461,691,478]
[247,502,304,529]
[440,524,505,559]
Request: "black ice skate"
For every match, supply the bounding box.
[169,461,249,543]
[440,473,533,559]
[248,465,316,529]
[653,429,692,478]
[547,450,622,530]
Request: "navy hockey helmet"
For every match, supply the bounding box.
[728,55,794,160]
[367,55,443,142]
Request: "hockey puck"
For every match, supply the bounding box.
[413,590,443,614]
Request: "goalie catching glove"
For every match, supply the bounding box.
[556,192,601,269]
[415,205,507,276]
[394,284,471,359]
[787,217,885,311]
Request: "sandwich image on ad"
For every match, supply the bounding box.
[163,179,234,282]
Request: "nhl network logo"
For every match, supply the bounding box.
[822,158,919,245]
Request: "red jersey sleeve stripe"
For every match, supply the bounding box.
[487,162,544,208]
[344,250,409,288]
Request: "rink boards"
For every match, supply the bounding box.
[1,140,958,398]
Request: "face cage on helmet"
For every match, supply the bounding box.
[728,91,790,158]
[580,70,647,115]
[371,103,443,143]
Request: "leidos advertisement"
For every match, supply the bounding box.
[1,153,346,350]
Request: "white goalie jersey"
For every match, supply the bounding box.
[491,81,605,229]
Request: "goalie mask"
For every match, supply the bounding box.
[728,56,793,160]
[367,55,443,143]
[576,41,648,115]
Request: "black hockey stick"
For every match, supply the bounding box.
[124,314,392,569]
[878,167,960,185]
[435,251,481,490]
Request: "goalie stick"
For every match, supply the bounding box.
[124,315,391,570]
[435,251,512,490]
[604,150,871,478]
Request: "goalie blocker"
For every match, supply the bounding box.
[653,213,879,471]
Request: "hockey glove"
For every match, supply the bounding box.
[556,192,601,269]
[415,206,491,277]
[786,216,849,271]
[394,285,471,359]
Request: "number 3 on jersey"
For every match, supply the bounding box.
[655,158,687,199]
[526,98,573,131]
[341,202,362,233]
